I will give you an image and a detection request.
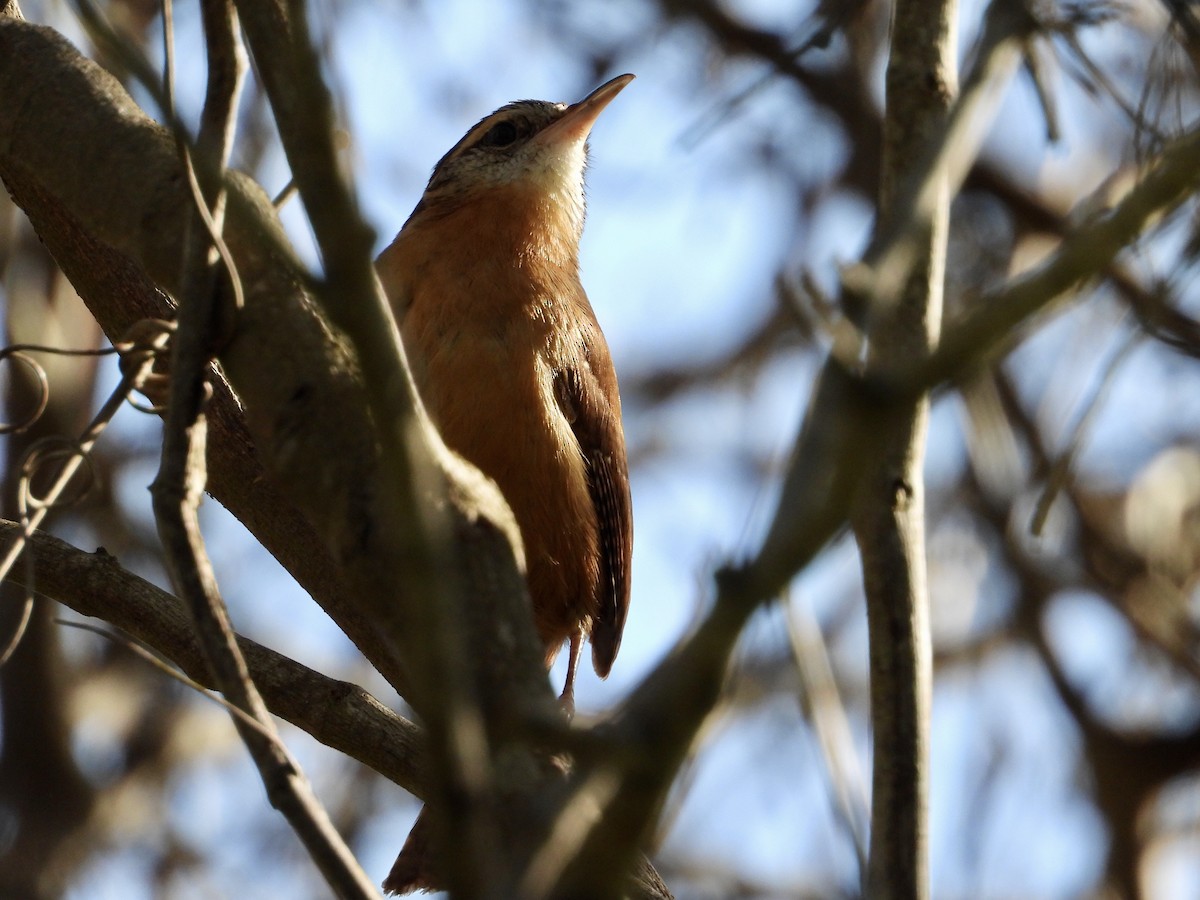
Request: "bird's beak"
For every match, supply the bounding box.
[536,74,635,147]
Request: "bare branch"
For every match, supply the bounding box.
[0,520,424,792]
[128,6,376,886]
[196,0,244,171]
[850,0,958,893]
[228,1,554,893]
[906,123,1200,391]
[844,0,1034,320]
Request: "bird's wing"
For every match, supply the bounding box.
[554,351,632,678]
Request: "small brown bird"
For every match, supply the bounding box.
[376,75,635,716]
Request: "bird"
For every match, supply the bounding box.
[375,74,635,718]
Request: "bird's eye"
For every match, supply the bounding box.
[479,120,520,148]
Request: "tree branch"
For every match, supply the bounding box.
[227,2,580,893]
[850,0,956,893]
[229,3,516,891]
[0,520,424,793]
[146,3,376,891]
[903,123,1200,390]
[0,13,408,703]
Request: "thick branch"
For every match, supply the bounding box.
[0,14,415,702]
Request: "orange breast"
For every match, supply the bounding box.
[379,190,603,661]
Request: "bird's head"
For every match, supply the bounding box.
[407,74,634,240]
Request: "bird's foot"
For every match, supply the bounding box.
[558,685,576,721]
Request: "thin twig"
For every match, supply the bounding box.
[785,596,869,886]
[148,1,378,896]
[0,323,169,587]
[0,333,163,664]
[1030,325,1141,535]
[0,348,50,435]
[196,0,243,169]
[0,521,425,793]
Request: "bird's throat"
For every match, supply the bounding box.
[384,183,586,323]
[424,183,579,267]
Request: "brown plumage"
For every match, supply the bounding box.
[376,75,634,896]
[376,75,634,713]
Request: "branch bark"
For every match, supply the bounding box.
[0,520,425,793]
[852,1,956,897]
[144,4,376,891]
